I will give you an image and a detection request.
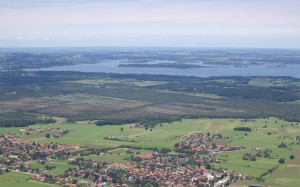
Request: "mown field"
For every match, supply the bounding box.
[1,117,299,187]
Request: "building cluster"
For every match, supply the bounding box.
[0,133,249,187]
[32,174,83,186]
[174,133,241,154]
[0,134,79,173]
[19,127,69,138]
[127,151,246,186]
[31,153,246,187]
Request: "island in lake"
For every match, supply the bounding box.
[118,63,209,69]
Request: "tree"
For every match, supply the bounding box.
[160,148,171,155]
[278,158,285,164]
[212,143,217,149]
[278,142,287,148]
[290,155,295,159]
[120,127,123,131]
[45,133,51,138]
[150,164,155,171]
[205,163,212,169]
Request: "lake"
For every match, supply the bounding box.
[30,61,300,78]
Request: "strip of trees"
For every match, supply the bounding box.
[233,127,252,132]
[96,116,183,128]
[0,113,55,127]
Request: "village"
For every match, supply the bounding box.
[0,132,251,187]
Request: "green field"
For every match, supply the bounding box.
[14,118,297,149]
[0,172,57,187]
[28,160,74,175]
[10,118,246,149]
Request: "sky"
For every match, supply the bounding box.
[0,0,299,48]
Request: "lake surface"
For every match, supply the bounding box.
[30,61,300,78]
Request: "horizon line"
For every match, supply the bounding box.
[0,46,300,50]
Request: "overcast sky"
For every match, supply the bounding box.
[0,0,299,48]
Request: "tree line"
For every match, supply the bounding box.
[96,116,183,128]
